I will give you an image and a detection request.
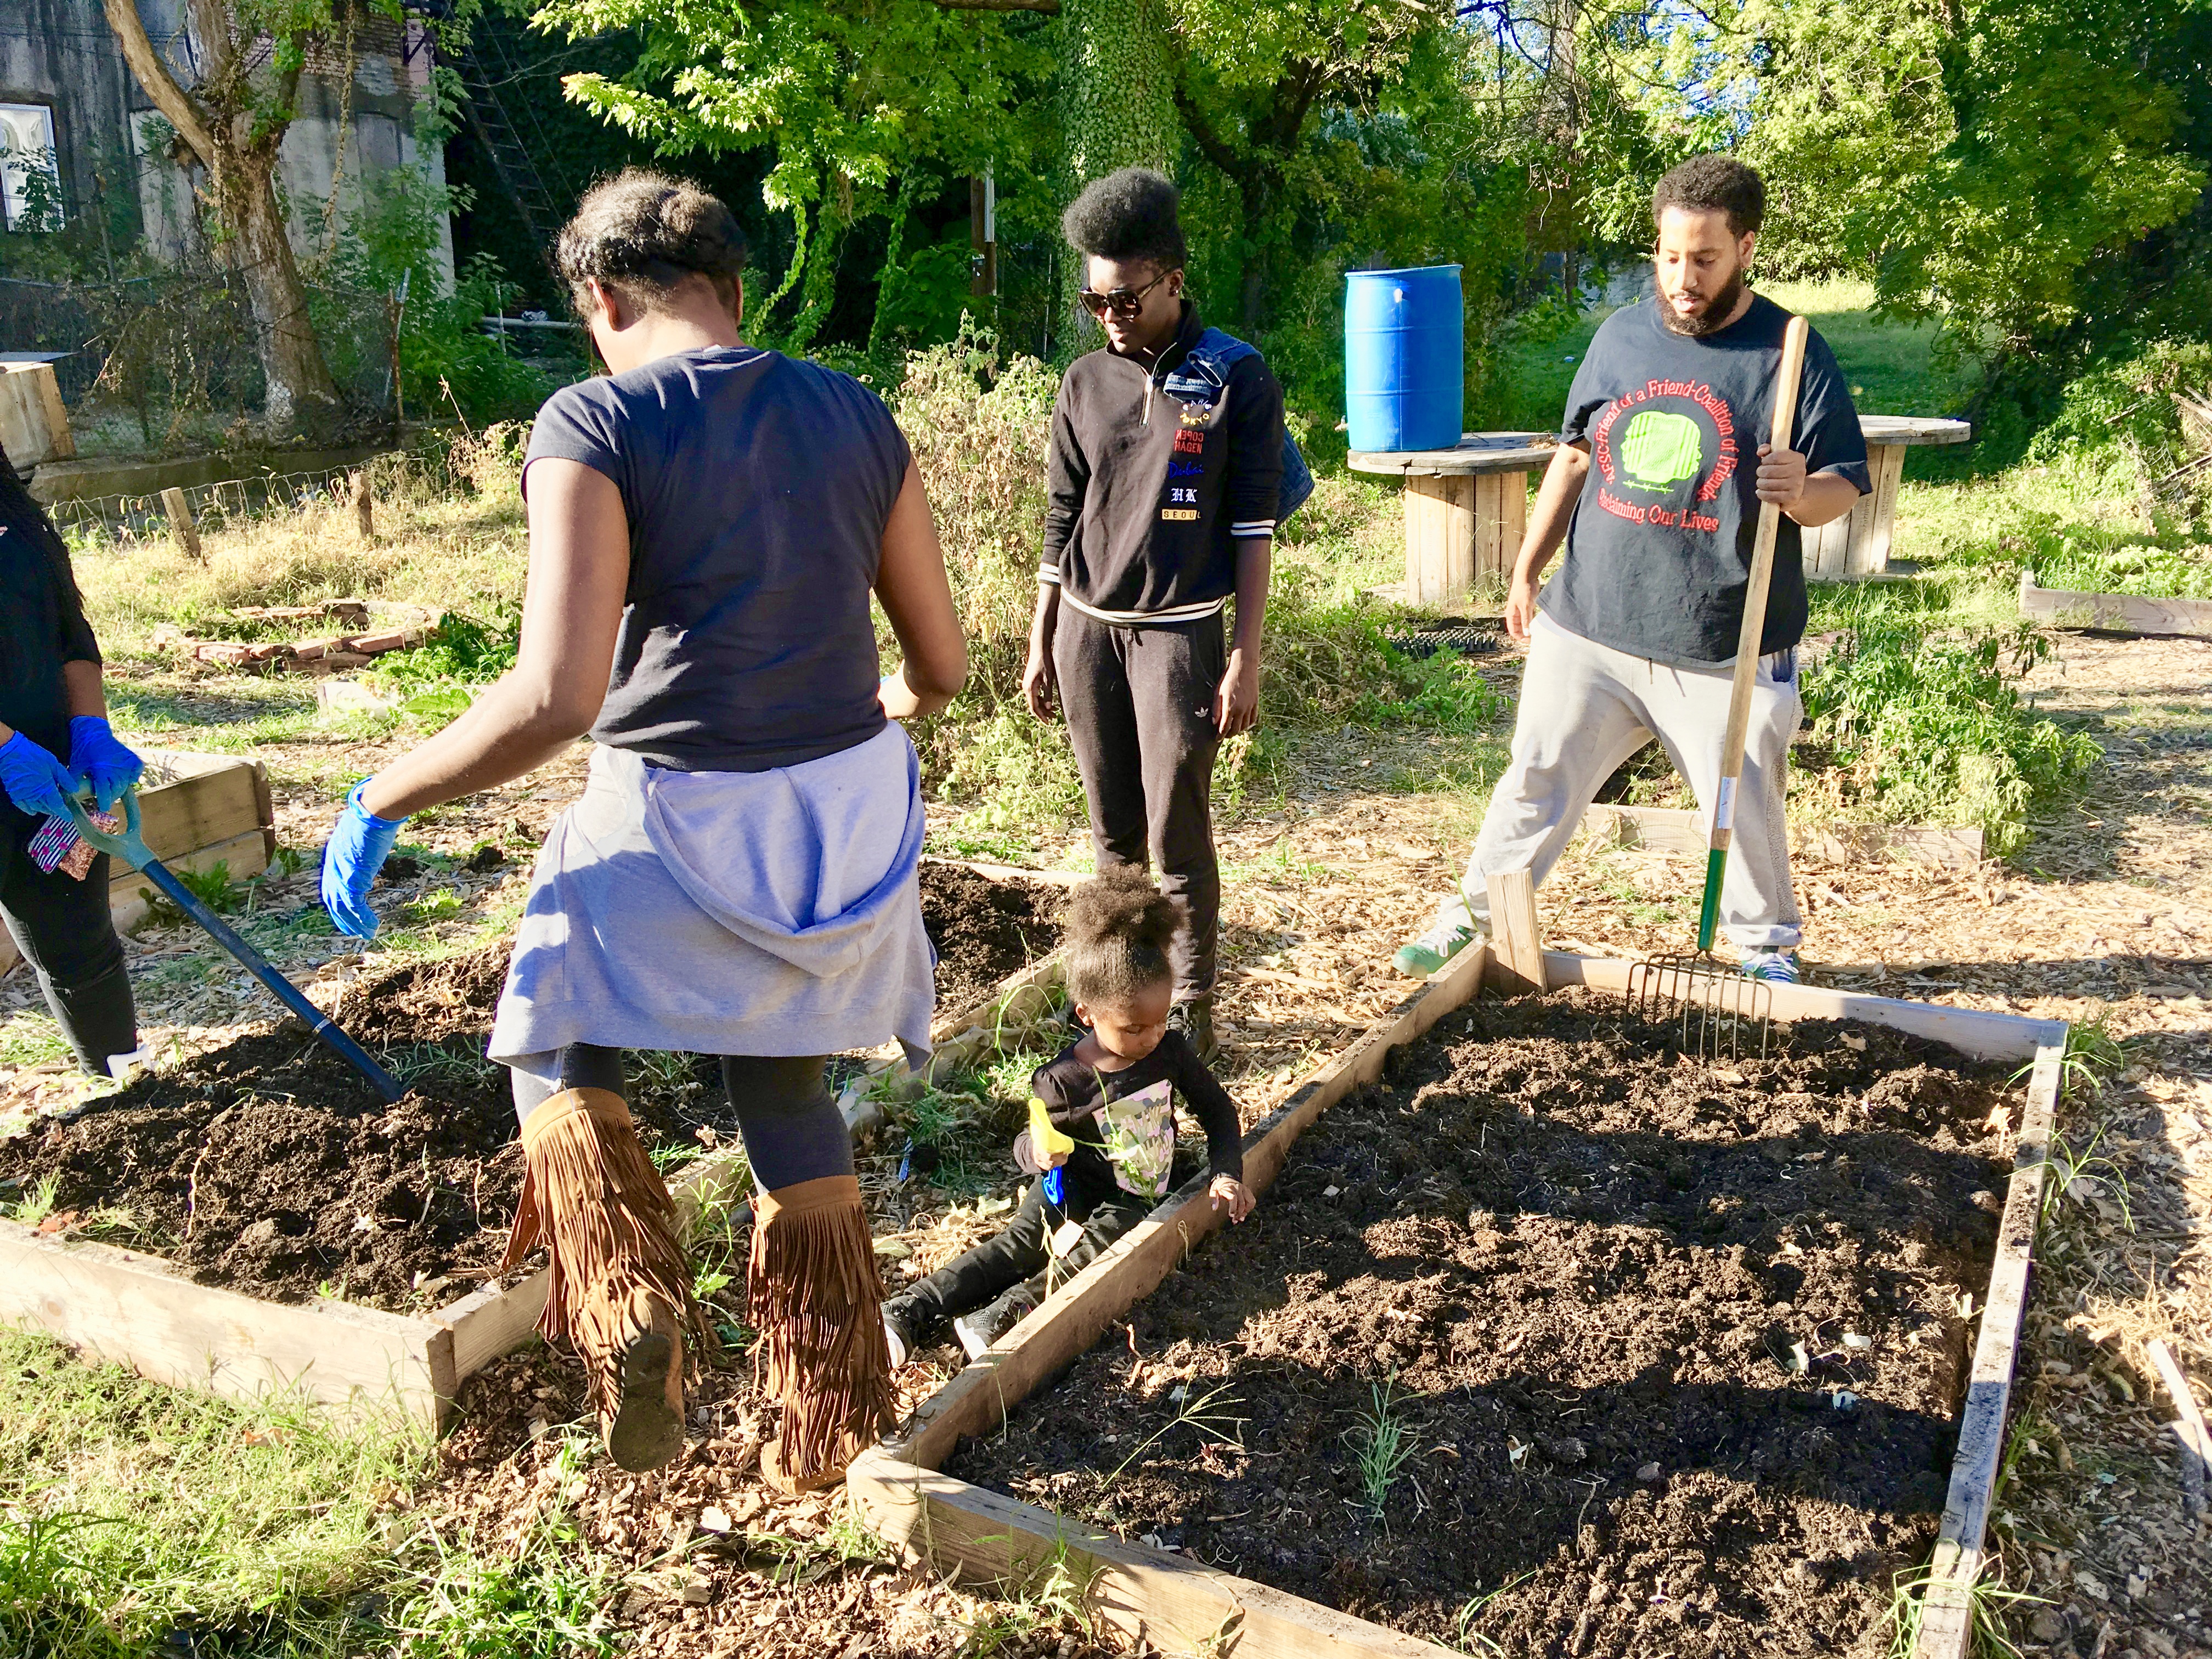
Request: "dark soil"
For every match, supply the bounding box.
[918,861,1063,1018]
[0,944,683,1312]
[0,866,1059,1313]
[951,989,2018,1657]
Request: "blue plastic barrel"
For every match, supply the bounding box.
[1344,265,1464,452]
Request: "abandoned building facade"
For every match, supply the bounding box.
[0,0,454,282]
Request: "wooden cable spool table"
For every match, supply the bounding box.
[1350,414,1973,606]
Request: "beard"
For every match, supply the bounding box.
[1660,268,1748,337]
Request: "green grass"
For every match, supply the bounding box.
[0,1328,434,1658]
[0,1011,73,1069]
[1758,278,1983,427]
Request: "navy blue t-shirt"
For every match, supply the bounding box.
[1540,294,1870,667]
[524,346,911,772]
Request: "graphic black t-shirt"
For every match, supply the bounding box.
[1539,294,1869,667]
[1023,1031,1243,1217]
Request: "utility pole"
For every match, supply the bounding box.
[970,165,997,298]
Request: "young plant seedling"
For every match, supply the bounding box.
[1351,1372,1418,1520]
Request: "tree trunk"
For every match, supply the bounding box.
[101,0,348,441]
[1059,0,1178,348]
[229,151,346,439]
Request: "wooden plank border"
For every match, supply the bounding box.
[2019,573,2212,637]
[1912,1037,2061,1659]
[853,952,2067,1659]
[1,933,1074,1425]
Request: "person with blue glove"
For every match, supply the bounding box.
[0,436,140,1076]
[319,781,407,940]
[319,171,969,1487]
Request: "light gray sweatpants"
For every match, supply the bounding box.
[1443,612,1803,951]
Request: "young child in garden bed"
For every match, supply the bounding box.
[882,870,1255,1363]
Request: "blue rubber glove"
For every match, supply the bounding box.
[67,716,143,812]
[320,780,408,939]
[0,730,80,821]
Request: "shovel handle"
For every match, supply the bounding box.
[1701,313,1810,952]
[66,792,404,1104]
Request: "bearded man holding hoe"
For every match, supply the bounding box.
[1397,155,1871,985]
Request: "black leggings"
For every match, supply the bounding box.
[0,826,136,1075]
[510,1045,854,1192]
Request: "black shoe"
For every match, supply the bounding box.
[953,1284,1039,1360]
[1169,996,1218,1064]
[881,1298,922,1369]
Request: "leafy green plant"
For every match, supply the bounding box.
[176,862,243,915]
[1349,1373,1418,1520]
[405,888,466,925]
[1798,623,2100,854]
[374,610,524,725]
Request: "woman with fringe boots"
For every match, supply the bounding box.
[317,171,967,1488]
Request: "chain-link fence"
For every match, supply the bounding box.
[0,269,396,443]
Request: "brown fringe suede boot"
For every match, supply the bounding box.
[502,1088,708,1472]
[750,1173,893,1492]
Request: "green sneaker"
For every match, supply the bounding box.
[1394,912,1475,978]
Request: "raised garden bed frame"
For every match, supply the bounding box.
[848,940,2067,1659]
[0,906,1074,1427]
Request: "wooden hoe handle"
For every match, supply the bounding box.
[1699,312,1810,951]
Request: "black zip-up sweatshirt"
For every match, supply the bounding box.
[1,436,100,769]
[1039,302,1285,624]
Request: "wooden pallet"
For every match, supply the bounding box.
[0,935,1071,1425]
[0,752,275,979]
[849,947,2067,1659]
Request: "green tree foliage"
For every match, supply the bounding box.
[1588,0,2208,370]
[1877,0,2205,358]
[532,0,1056,346]
[1064,0,1178,180]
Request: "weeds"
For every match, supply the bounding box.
[0,1328,435,1657]
[2010,1004,2131,1099]
[386,1517,618,1658]
[0,1011,72,1069]
[7,1172,63,1227]
[1349,1373,1419,1520]
[1882,1561,2044,1659]
[1086,1382,1244,1517]
[2042,1126,2137,1233]
[1451,1570,1537,1655]
[954,1530,1103,1655]
[1797,622,2100,854]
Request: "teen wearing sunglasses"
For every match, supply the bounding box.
[1022,167,1286,1063]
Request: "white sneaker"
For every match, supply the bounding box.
[1740,949,1801,985]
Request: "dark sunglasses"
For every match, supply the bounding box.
[1078,269,1177,319]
